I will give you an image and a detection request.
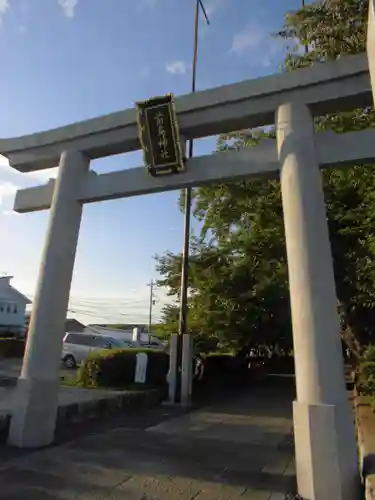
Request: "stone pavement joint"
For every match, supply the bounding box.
[0,378,297,499]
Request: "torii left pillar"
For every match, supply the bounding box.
[8,150,89,448]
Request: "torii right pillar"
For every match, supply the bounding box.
[276,102,359,500]
[368,0,375,105]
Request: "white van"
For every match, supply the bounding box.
[61,332,134,368]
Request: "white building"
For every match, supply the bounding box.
[0,276,31,336]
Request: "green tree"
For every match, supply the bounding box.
[156,0,375,358]
[276,0,375,358]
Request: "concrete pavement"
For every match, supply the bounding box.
[0,359,73,385]
[0,378,296,499]
[0,358,165,442]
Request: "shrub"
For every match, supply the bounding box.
[0,330,16,339]
[357,361,375,396]
[362,345,375,363]
[268,355,295,374]
[0,338,26,358]
[356,345,375,413]
[76,348,169,389]
[203,354,249,387]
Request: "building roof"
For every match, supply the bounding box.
[25,316,86,331]
[65,319,85,332]
[0,277,31,305]
[88,323,148,331]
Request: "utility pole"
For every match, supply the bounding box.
[302,0,308,54]
[147,280,155,344]
[176,0,210,402]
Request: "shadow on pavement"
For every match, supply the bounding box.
[0,375,297,499]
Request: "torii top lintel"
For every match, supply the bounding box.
[0,52,372,173]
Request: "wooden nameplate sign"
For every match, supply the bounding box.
[136,93,185,177]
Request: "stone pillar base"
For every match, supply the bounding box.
[293,401,360,500]
[181,334,193,407]
[167,334,178,404]
[8,377,59,448]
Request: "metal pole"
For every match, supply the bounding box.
[148,280,154,344]
[302,0,308,54]
[175,0,209,403]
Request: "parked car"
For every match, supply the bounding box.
[138,340,168,351]
[61,332,134,369]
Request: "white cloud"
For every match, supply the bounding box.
[58,0,78,18]
[204,0,225,17]
[166,60,187,75]
[0,0,77,24]
[0,181,18,199]
[230,23,285,66]
[26,168,59,183]
[2,209,19,216]
[136,0,157,12]
[0,0,10,22]
[0,181,20,212]
[0,155,9,168]
[0,155,58,184]
[230,25,264,54]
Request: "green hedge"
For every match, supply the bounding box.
[203,354,249,387]
[357,361,375,394]
[76,348,170,389]
[0,338,26,358]
[268,355,295,374]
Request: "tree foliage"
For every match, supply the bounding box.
[276,0,368,70]
[155,0,375,357]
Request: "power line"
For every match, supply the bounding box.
[68,295,169,312]
[67,308,163,324]
[70,297,148,304]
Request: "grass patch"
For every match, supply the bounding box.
[60,374,162,392]
[60,374,79,387]
[356,345,375,413]
[357,394,374,406]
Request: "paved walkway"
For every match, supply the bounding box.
[0,359,73,385]
[0,359,132,426]
[0,378,296,499]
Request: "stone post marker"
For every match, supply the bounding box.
[132,327,141,344]
[167,334,178,403]
[134,352,148,384]
[181,334,193,407]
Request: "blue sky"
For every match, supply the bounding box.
[0,0,305,325]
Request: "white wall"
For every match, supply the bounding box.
[0,301,27,328]
[0,278,28,331]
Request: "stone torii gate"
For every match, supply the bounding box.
[2,3,375,498]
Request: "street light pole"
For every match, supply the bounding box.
[176,0,210,402]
